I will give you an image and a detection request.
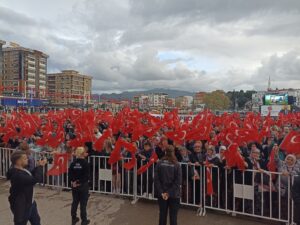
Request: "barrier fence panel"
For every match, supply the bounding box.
[136,159,156,200]
[0,147,298,225]
[30,151,71,189]
[291,175,299,225]
[88,155,134,198]
[203,165,292,224]
[179,162,204,211]
[0,148,13,178]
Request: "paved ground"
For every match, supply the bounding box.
[0,179,274,225]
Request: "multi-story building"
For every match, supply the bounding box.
[175,96,189,109]
[47,70,92,107]
[166,97,175,109]
[251,91,265,112]
[138,95,149,111]
[132,95,140,109]
[0,42,48,99]
[0,40,6,78]
[185,96,194,108]
[148,93,168,109]
[193,92,206,109]
[97,99,131,113]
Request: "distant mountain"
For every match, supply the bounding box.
[99,88,195,100]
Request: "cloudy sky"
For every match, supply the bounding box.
[1,0,300,93]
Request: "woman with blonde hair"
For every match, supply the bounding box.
[69,147,90,225]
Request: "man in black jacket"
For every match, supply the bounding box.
[6,150,47,225]
[292,175,300,225]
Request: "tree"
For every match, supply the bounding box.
[226,90,256,110]
[203,90,230,110]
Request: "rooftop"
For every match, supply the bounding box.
[2,41,49,58]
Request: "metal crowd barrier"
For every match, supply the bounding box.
[88,155,135,199]
[291,175,299,225]
[0,147,297,225]
[0,148,13,178]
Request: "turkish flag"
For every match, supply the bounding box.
[267,148,277,173]
[137,152,158,175]
[224,143,246,170]
[280,131,300,154]
[47,153,70,176]
[122,140,137,170]
[108,139,137,170]
[165,129,187,144]
[131,123,144,142]
[94,129,112,151]
[206,166,213,196]
[123,155,137,170]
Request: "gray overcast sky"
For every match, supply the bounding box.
[1,0,300,93]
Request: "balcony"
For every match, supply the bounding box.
[27,77,35,82]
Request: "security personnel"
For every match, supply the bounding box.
[154,145,182,225]
[69,147,90,225]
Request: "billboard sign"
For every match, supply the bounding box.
[261,105,291,116]
[264,94,288,105]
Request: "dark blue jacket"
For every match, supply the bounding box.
[154,160,182,198]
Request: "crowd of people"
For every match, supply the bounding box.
[1,108,300,225]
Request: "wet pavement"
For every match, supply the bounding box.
[0,180,273,225]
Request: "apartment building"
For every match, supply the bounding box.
[148,93,168,109]
[0,42,48,99]
[0,40,5,78]
[47,70,92,106]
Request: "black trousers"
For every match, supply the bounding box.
[14,201,41,225]
[294,202,300,224]
[158,197,180,225]
[71,183,89,221]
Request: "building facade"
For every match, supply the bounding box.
[251,91,265,112]
[251,89,300,113]
[0,42,48,99]
[47,70,92,107]
[175,96,189,109]
[193,92,206,109]
[0,40,6,78]
[166,97,175,109]
[148,93,168,109]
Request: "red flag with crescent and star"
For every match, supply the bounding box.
[280,131,300,154]
[47,153,70,176]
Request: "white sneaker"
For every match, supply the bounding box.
[143,193,147,197]
[148,194,153,199]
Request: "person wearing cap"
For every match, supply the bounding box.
[69,147,90,225]
[6,150,47,225]
[154,145,182,225]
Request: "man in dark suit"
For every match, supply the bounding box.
[7,150,47,225]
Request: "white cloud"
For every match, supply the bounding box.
[0,0,300,93]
